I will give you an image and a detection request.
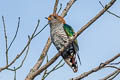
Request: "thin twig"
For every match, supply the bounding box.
[7,17,20,51]
[100,69,120,80]
[70,53,120,80]
[109,71,120,80]
[41,69,47,80]
[110,62,120,65]
[15,37,30,70]
[31,20,40,38]
[33,23,48,38]
[104,65,120,70]
[57,3,62,14]
[0,20,40,72]
[2,16,8,65]
[26,37,51,76]
[61,0,77,17]
[7,40,30,71]
[14,67,16,80]
[54,62,65,70]
[41,54,49,80]
[99,1,120,18]
[53,0,59,14]
[42,59,64,80]
[46,54,49,62]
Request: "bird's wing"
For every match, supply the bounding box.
[63,24,79,50]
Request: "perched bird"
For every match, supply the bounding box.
[46,13,80,72]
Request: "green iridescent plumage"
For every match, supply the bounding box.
[63,24,79,49]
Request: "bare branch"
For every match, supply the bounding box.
[0,20,40,72]
[26,37,51,78]
[110,61,120,65]
[14,37,30,71]
[100,69,120,80]
[41,69,47,80]
[7,37,30,72]
[109,71,120,80]
[70,53,120,80]
[2,16,8,65]
[31,37,51,70]
[33,23,48,38]
[99,1,120,18]
[42,59,64,79]
[105,65,120,70]
[61,0,77,17]
[41,54,49,80]
[57,3,62,14]
[53,0,59,14]
[14,67,16,80]
[7,17,20,51]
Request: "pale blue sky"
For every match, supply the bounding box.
[0,0,120,80]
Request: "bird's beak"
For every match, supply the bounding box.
[45,17,51,21]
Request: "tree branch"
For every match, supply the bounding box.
[14,67,16,80]
[61,0,77,17]
[53,0,59,14]
[100,69,120,80]
[70,53,120,80]
[57,3,62,14]
[99,1,120,19]
[7,17,20,51]
[2,16,8,65]
[27,37,51,75]
[42,59,64,80]
[0,20,40,72]
[7,37,30,71]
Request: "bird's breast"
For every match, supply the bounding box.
[50,24,69,50]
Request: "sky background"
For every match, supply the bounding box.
[0,0,120,80]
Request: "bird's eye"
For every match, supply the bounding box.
[49,15,51,18]
[53,16,57,19]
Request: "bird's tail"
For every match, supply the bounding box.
[61,48,78,72]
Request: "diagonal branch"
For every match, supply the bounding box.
[28,37,51,75]
[0,20,40,72]
[109,72,120,80]
[7,41,30,71]
[70,53,120,80]
[7,17,20,51]
[99,1,120,18]
[100,69,120,80]
[57,3,62,14]
[61,0,77,17]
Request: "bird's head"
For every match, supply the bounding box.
[46,14,66,24]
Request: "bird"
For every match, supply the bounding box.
[46,13,80,72]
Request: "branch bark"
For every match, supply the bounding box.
[53,0,59,14]
[0,20,40,72]
[61,0,76,17]
[100,69,120,80]
[27,37,51,76]
[70,53,120,80]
